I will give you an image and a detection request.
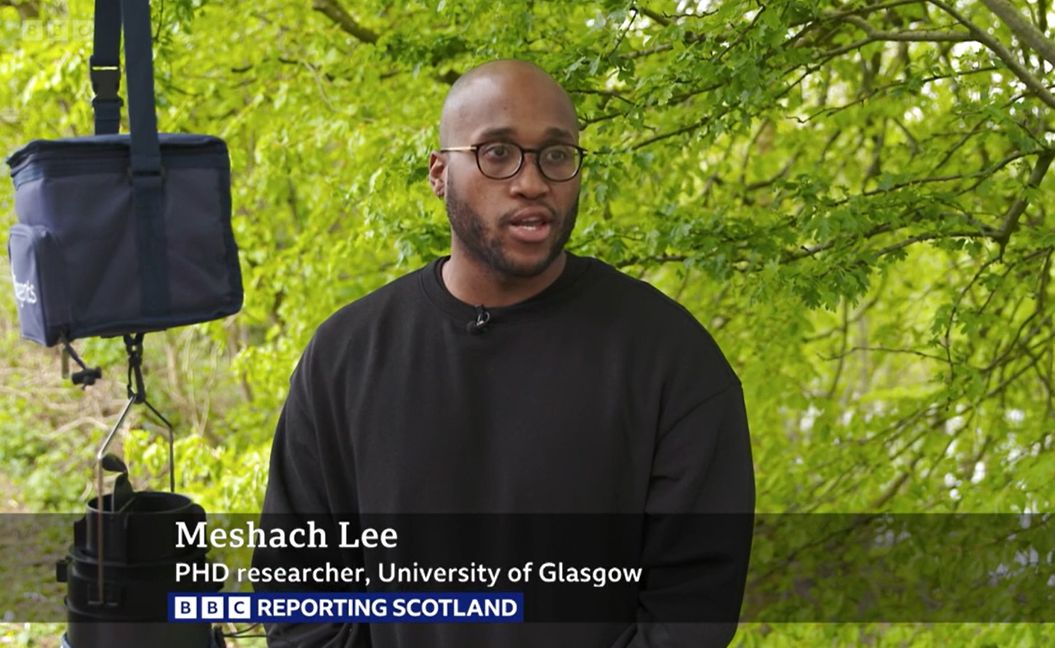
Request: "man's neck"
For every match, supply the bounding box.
[441,252,567,307]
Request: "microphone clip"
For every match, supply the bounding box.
[466,305,491,335]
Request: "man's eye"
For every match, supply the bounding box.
[543,147,571,163]
[482,144,513,160]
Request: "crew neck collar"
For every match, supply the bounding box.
[420,252,592,325]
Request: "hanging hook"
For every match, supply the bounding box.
[124,333,146,404]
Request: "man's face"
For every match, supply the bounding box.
[445,175,578,279]
[430,67,582,279]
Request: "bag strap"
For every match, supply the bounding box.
[120,0,163,177]
[92,0,169,316]
[90,0,122,135]
[90,0,164,174]
[122,0,168,316]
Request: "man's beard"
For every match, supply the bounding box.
[445,178,578,278]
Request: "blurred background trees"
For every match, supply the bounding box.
[1,0,1052,645]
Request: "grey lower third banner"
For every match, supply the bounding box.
[2,513,1052,623]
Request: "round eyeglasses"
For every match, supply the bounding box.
[439,141,586,182]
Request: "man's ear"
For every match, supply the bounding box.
[428,151,446,198]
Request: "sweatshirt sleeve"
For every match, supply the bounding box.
[611,379,755,648]
[253,343,372,648]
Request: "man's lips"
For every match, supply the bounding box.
[507,207,555,227]
[505,208,556,243]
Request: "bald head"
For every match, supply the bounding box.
[428,59,583,292]
[439,60,579,147]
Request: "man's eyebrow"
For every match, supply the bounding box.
[476,127,516,141]
[475,126,577,143]
[543,126,577,141]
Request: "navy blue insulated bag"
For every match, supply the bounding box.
[6,0,242,347]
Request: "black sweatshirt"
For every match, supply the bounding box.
[257,252,755,647]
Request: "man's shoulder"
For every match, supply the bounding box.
[581,255,738,381]
[311,263,429,345]
[584,256,712,329]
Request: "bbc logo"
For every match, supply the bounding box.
[19,19,93,42]
[173,595,251,620]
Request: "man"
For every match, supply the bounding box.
[257,60,754,647]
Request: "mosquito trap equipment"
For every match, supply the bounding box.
[53,335,226,648]
[5,1,243,645]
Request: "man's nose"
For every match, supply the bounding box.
[509,153,550,198]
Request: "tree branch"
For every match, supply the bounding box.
[994,148,1055,251]
[311,0,379,43]
[844,14,972,43]
[744,153,799,192]
[630,115,707,150]
[806,0,928,26]
[981,0,1055,68]
[635,5,671,27]
[819,148,1034,208]
[928,0,1055,111]
[309,0,460,85]
[869,452,922,509]
[931,116,989,172]
[821,345,951,363]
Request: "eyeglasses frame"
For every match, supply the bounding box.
[438,141,588,182]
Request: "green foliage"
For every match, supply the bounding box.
[1,0,1054,643]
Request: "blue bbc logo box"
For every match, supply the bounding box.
[172,595,251,621]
